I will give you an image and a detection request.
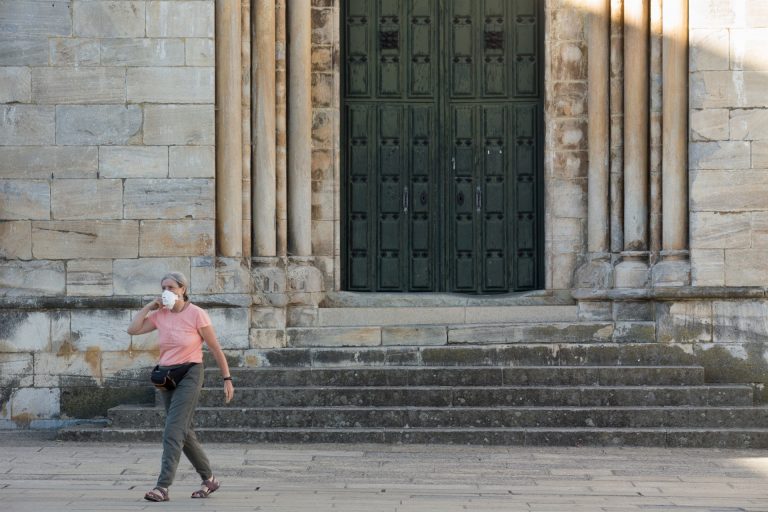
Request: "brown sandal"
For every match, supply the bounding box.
[144,487,169,502]
[191,476,220,498]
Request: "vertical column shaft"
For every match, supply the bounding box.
[649,0,663,260]
[587,0,611,255]
[622,0,649,251]
[215,0,244,257]
[253,0,277,257]
[609,0,624,254]
[662,0,689,252]
[242,0,252,259]
[287,0,313,257]
[276,0,289,257]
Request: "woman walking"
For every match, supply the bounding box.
[127,271,235,502]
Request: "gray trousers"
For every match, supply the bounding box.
[157,363,212,488]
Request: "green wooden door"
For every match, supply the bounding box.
[343,0,541,293]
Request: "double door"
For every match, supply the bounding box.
[343,0,542,293]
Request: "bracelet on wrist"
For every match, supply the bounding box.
[223,376,232,381]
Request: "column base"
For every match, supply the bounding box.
[287,256,325,306]
[251,256,288,307]
[615,251,650,288]
[652,250,691,287]
[574,253,614,289]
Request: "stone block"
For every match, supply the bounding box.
[186,38,214,66]
[751,140,768,168]
[311,109,334,147]
[690,141,751,170]
[0,221,31,260]
[249,329,285,349]
[713,300,768,344]
[66,259,113,296]
[656,301,713,344]
[101,351,157,382]
[577,301,612,321]
[690,29,730,71]
[690,212,750,249]
[0,260,65,296]
[143,105,214,145]
[0,354,33,387]
[287,327,381,347]
[124,179,214,219]
[551,251,578,290]
[129,327,158,352]
[0,1,71,37]
[0,38,48,66]
[311,7,333,45]
[731,109,768,141]
[56,105,142,145]
[100,146,168,178]
[551,178,586,218]
[690,170,768,212]
[691,248,725,286]
[139,220,214,256]
[553,151,588,179]
[0,311,51,352]
[127,67,214,103]
[74,1,145,38]
[253,307,287,329]
[466,306,579,324]
[213,257,251,294]
[71,310,132,351]
[113,257,190,295]
[208,308,250,349]
[752,212,768,248]
[32,221,139,259]
[318,307,464,327]
[689,1,736,28]
[382,326,447,346]
[101,38,185,66]
[551,41,587,81]
[0,146,98,179]
[50,38,101,66]
[0,105,55,145]
[613,301,654,322]
[0,67,31,103]
[0,180,50,220]
[448,323,614,344]
[691,109,729,141]
[9,388,59,425]
[169,146,214,178]
[32,68,125,104]
[612,322,656,343]
[190,256,215,294]
[725,249,768,286]
[34,352,100,387]
[51,179,122,220]
[310,220,335,256]
[731,28,768,71]
[147,1,214,38]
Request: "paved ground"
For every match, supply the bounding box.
[1,431,768,511]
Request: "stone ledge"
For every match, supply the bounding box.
[0,294,253,310]
[572,286,767,301]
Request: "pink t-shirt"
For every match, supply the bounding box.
[148,304,211,366]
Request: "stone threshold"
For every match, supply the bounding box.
[320,290,575,308]
[572,286,768,301]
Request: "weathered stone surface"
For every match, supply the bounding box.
[690,170,768,212]
[66,259,113,296]
[34,352,100,388]
[0,105,55,145]
[32,221,139,259]
[318,307,465,327]
[208,308,250,349]
[9,388,60,425]
[186,38,214,66]
[212,257,251,294]
[249,329,285,349]
[190,256,215,294]
[613,302,654,322]
[725,249,768,286]
[113,257,190,295]
[750,140,768,168]
[691,248,725,287]
[690,29,730,71]
[730,28,768,71]
[56,105,142,145]
[713,300,768,344]
[71,310,132,351]
[577,301,612,321]
[0,311,51,352]
[143,105,214,145]
[0,353,33,387]
[101,351,157,381]
[732,110,768,142]
[139,220,214,256]
[690,141,751,170]
[0,1,71,37]
[101,38,185,66]
[287,327,381,348]
[74,1,145,38]
[147,1,214,38]
[382,326,447,346]
[690,212,751,249]
[448,323,614,344]
[124,179,214,219]
[0,180,50,220]
[0,146,98,179]
[0,260,65,296]
[169,146,214,178]
[691,109,729,141]
[0,67,31,103]
[32,68,125,104]
[656,301,713,344]
[0,221,32,260]
[0,38,48,66]
[50,38,100,66]
[100,146,168,178]
[52,179,123,220]
[127,67,214,103]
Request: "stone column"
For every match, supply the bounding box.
[242,0,252,260]
[649,0,662,262]
[276,0,288,258]
[654,0,690,285]
[615,0,650,287]
[609,0,624,255]
[215,0,243,257]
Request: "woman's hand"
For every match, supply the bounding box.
[224,380,234,404]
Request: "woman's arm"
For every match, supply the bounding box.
[199,324,234,403]
[127,299,161,335]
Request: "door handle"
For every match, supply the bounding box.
[476,185,482,212]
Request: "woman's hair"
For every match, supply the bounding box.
[161,272,190,301]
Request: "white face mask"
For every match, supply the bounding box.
[161,290,178,308]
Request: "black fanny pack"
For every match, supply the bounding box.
[150,363,197,390]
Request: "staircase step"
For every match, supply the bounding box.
[57,425,768,448]
[195,385,753,408]
[205,366,705,387]
[108,405,768,430]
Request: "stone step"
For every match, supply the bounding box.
[108,405,768,430]
[193,385,752,408]
[243,343,695,368]
[57,426,768,448]
[204,366,706,387]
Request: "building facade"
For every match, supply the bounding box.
[2,0,768,427]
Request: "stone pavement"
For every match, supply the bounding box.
[1,431,768,511]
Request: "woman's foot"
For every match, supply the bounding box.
[144,487,169,502]
[191,476,220,498]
